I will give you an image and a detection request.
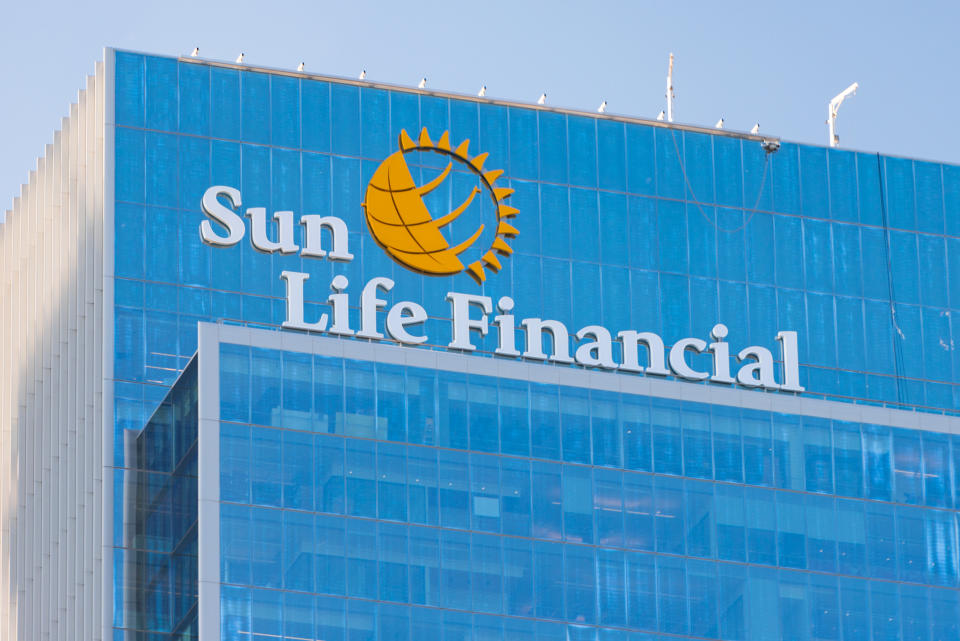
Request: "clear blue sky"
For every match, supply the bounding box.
[2,0,959,206]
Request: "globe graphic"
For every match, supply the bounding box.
[362,128,519,284]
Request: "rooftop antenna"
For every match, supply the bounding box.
[666,53,675,122]
[827,82,858,147]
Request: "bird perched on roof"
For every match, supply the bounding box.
[537,93,546,105]
[418,77,427,89]
[236,53,245,63]
[478,85,487,97]
[715,117,725,129]
[598,101,607,113]
[656,110,665,121]
[191,47,199,57]
[359,70,366,80]
[750,123,760,134]
[297,62,305,72]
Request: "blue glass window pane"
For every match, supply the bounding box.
[828,149,857,221]
[713,406,744,483]
[687,560,718,638]
[540,185,570,259]
[893,428,923,504]
[682,404,712,479]
[865,502,897,579]
[654,476,684,555]
[509,107,538,180]
[538,112,568,184]
[531,383,560,460]
[685,480,713,558]
[625,551,657,630]
[438,450,469,529]
[346,520,377,599]
[532,461,562,540]
[571,190,599,263]
[301,79,330,152]
[438,374,467,448]
[651,399,682,475]
[568,115,597,188]
[716,484,745,562]
[502,538,533,616]
[240,71,270,144]
[772,143,800,214]
[220,503,251,585]
[499,380,529,456]
[314,514,345,594]
[115,52,144,127]
[534,541,564,620]
[330,84,360,155]
[623,473,654,551]
[719,565,746,639]
[885,156,916,230]
[282,430,313,510]
[378,522,409,603]
[621,396,651,472]
[283,509,314,592]
[407,527,439,606]
[804,417,834,494]
[469,379,498,453]
[744,487,776,565]
[250,507,282,588]
[565,545,597,624]
[500,458,530,538]
[627,196,657,271]
[250,428,281,507]
[746,213,774,285]
[776,492,807,569]
[832,421,863,498]
[345,438,376,517]
[922,433,950,507]
[597,548,626,626]
[597,119,626,191]
[562,466,593,544]
[773,413,804,490]
[591,391,620,467]
[800,145,829,217]
[656,200,687,274]
[741,410,772,486]
[657,556,688,635]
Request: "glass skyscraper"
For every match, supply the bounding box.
[2,48,960,641]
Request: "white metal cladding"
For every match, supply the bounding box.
[0,57,108,641]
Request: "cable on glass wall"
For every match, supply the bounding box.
[667,128,772,234]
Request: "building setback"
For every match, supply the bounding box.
[2,48,960,641]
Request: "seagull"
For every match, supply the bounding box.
[190,47,199,57]
[478,85,487,97]
[358,70,366,80]
[418,77,427,89]
[656,110,665,121]
[537,93,546,105]
[236,53,245,64]
[597,100,607,113]
[750,122,760,134]
[297,62,305,72]
[715,117,725,129]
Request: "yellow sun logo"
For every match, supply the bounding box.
[362,128,518,284]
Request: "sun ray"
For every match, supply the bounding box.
[470,152,489,172]
[483,250,502,271]
[497,221,519,236]
[493,187,514,201]
[437,131,451,151]
[483,169,503,184]
[492,237,513,255]
[454,139,470,157]
[399,129,416,151]
[467,261,486,283]
[498,205,519,218]
[418,127,433,147]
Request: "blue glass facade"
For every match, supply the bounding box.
[108,50,960,640]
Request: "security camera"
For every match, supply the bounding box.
[761,139,780,154]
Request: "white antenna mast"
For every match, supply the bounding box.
[827,82,858,147]
[666,53,675,122]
